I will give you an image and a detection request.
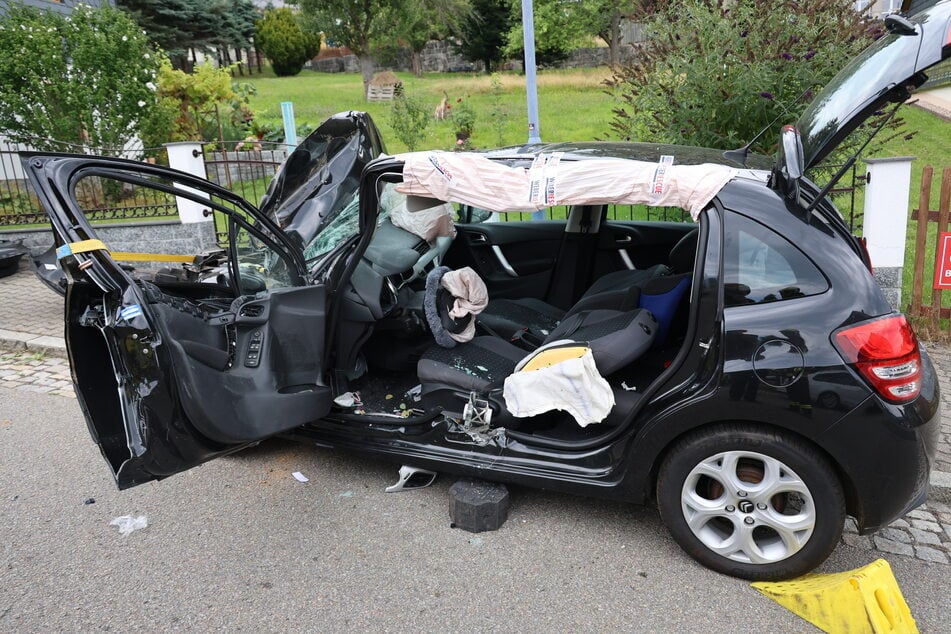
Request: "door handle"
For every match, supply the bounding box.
[615,235,632,243]
[491,245,518,277]
[469,233,488,244]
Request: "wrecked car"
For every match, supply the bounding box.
[21,1,950,581]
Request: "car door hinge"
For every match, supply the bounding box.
[79,305,105,328]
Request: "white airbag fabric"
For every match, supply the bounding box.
[395,151,737,220]
[441,266,488,343]
[503,347,615,427]
[389,195,456,242]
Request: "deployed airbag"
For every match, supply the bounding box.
[503,343,615,427]
[395,151,737,219]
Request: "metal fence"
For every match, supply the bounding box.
[0,138,179,227]
[204,142,288,245]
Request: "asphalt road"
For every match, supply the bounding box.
[1,385,948,632]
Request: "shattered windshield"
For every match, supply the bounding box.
[302,191,361,261]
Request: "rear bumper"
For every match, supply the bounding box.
[823,350,941,534]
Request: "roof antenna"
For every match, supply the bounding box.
[722,87,813,167]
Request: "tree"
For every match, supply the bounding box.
[299,0,402,97]
[605,0,878,154]
[118,0,219,71]
[223,0,260,75]
[0,4,163,153]
[504,0,591,67]
[391,0,474,77]
[582,0,658,66]
[455,0,513,73]
[255,8,320,77]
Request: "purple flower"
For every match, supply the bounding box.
[740,29,749,37]
[803,50,816,60]
[780,52,794,60]
[674,33,681,40]
[760,91,774,100]
[804,90,814,99]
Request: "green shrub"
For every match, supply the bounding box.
[139,62,254,148]
[605,0,879,154]
[389,92,431,151]
[255,8,320,77]
[0,3,163,152]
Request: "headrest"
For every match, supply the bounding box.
[668,228,699,274]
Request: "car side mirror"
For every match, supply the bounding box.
[772,125,804,202]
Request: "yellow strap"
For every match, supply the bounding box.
[58,239,194,264]
[62,239,109,256]
[111,252,195,263]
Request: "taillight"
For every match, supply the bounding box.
[833,315,921,403]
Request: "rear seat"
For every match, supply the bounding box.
[479,228,699,341]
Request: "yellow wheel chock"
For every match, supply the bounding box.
[752,559,917,633]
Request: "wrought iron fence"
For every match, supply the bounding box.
[203,141,288,245]
[0,138,178,227]
[922,59,951,90]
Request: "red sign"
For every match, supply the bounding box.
[934,232,951,289]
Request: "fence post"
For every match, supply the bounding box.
[862,156,916,310]
[164,142,212,224]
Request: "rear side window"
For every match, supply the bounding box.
[723,212,828,306]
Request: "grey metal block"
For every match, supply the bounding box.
[449,479,509,533]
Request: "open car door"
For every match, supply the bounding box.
[22,154,334,489]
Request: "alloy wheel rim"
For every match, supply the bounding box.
[680,450,816,564]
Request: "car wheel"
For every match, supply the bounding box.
[656,424,845,581]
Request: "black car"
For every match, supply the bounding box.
[21,2,950,580]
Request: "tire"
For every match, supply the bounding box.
[656,424,845,581]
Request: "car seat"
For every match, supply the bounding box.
[417,307,658,428]
[478,228,699,342]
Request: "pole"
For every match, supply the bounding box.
[522,0,546,220]
[281,101,298,153]
[521,0,542,145]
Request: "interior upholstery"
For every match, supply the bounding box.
[478,228,699,339]
[418,307,657,395]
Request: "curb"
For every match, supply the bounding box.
[0,328,66,357]
[931,470,951,504]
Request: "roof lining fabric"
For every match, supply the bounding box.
[394,151,737,220]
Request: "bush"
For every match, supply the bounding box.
[255,8,320,77]
[605,0,880,155]
[0,4,163,153]
[139,62,255,149]
[389,92,430,151]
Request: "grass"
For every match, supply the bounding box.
[245,67,616,152]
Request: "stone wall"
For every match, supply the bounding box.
[307,40,641,76]
[207,149,287,187]
[0,220,219,257]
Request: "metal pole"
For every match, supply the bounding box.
[521,0,542,145]
[281,101,298,153]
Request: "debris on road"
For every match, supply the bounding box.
[109,515,148,537]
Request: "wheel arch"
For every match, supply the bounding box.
[637,419,862,522]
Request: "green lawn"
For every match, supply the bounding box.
[245,67,616,152]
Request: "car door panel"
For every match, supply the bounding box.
[593,221,694,279]
[22,153,332,488]
[446,222,564,299]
